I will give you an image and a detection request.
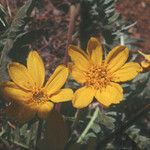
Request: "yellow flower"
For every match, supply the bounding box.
[68,37,142,108]
[138,50,150,70]
[1,51,73,121]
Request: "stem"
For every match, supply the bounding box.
[77,107,99,143]
[71,109,81,130]
[35,119,43,150]
[63,4,80,66]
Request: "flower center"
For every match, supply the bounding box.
[85,64,111,89]
[32,90,48,103]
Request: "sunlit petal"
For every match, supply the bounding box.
[8,62,34,90]
[27,51,45,88]
[87,37,103,64]
[71,65,86,84]
[95,82,123,107]
[68,45,90,71]
[112,62,142,82]
[72,86,95,108]
[44,65,68,95]
[1,81,32,102]
[50,88,73,103]
[37,102,54,119]
[105,45,129,72]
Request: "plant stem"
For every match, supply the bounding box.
[77,107,99,143]
[63,4,80,66]
[35,119,43,150]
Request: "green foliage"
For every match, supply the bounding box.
[0,4,8,28]
[126,125,150,150]
[79,0,139,50]
[0,0,36,82]
[0,122,38,149]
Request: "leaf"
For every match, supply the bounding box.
[40,110,69,150]
[0,0,36,82]
[126,126,150,150]
[98,111,115,130]
[0,4,8,28]
[91,123,101,134]
[7,0,36,38]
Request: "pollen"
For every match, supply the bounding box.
[32,90,48,103]
[85,64,111,89]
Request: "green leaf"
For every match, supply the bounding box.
[126,126,150,150]
[98,111,115,130]
[0,4,8,28]
[0,0,36,82]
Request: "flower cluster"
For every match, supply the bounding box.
[1,37,142,123]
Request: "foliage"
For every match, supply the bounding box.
[0,4,8,29]
[0,0,36,81]
[79,0,140,50]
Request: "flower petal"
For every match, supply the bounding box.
[27,51,45,88]
[68,45,89,71]
[8,62,34,90]
[72,86,95,108]
[44,65,69,95]
[5,102,36,124]
[95,83,123,107]
[87,37,103,64]
[138,50,150,61]
[50,88,73,103]
[1,82,32,102]
[141,60,150,69]
[71,65,86,84]
[37,102,54,119]
[112,62,142,82]
[105,45,129,72]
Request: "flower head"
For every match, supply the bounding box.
[68,37,142,108]
[1,51,73,122]
[138,50,150,70]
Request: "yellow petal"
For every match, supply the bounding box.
[71,65,86,84]
[44,65,69,95]
[105,45,129,72]
[50,88,73,103]
[72,86,95,108]
[112,62,142,82]
[37,102,54,119]
[5,102,36,124]
[27,51,45,88]
[138,50,150,61]
[141,60,150,69]
[87,37,103,64]
[1,82,32,102]
[68,45,89,71]
[95,83,123,107]
[8,62,34,90]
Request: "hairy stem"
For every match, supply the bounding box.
[77,107,99,143]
